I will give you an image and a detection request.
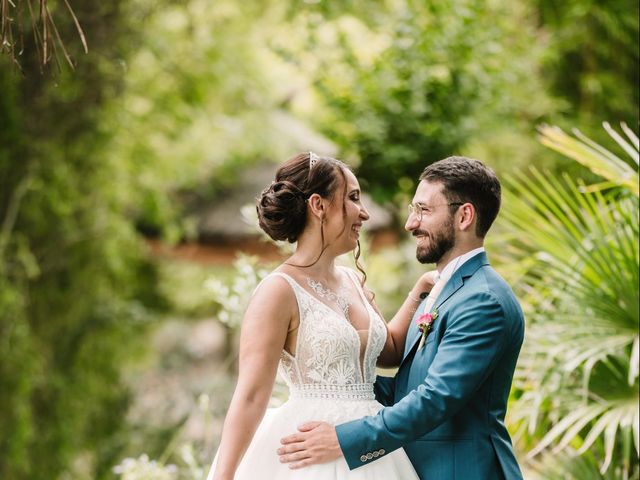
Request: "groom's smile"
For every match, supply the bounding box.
[412,230,431,248]
[406,181,459,265]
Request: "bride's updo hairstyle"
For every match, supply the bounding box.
[257,152,370,288]
[257,152,348,244]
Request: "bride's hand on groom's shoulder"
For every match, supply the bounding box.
[418,270,438,294]
[277,421,342,469]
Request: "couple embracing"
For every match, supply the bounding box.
[207,152,525,480]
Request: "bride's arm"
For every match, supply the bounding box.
[212,276,296,480]
[374,270,437,368]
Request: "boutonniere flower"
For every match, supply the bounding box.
[416,309,438,349]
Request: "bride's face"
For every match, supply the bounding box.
[323,169,370,254]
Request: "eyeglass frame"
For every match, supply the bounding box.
[407,202,464,222]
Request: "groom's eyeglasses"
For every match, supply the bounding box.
[407,202,464,222]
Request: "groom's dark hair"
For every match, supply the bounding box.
[420,156,501,238]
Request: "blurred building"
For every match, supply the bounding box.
[148,112,398,264]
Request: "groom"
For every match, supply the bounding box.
[278,156,525,479]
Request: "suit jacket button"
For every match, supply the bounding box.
[360,455,367,462]
[372,451,380,458]
[379,449,385,455]
[366,452,374,459]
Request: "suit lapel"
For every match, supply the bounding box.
[432,274,463,311]
[400,252,490,365]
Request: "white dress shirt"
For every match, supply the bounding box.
[438,247,485,283]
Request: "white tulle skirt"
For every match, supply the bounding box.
[206,395,418,480]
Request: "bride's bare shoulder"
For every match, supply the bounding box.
[253,270,294,293]
[248,271,297,315]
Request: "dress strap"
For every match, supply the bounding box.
[257,272,306,359]
[266,272,303,295]
[253,271,300,295]
[260,272,307,326]
[340,266,371,305]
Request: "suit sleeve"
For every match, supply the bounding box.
[373,375,395,406]
[336,291,510,470]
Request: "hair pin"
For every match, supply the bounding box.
[309,151,319,170]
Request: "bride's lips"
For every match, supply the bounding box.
[351,223,363,236]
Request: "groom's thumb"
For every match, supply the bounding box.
[298,421,322,432]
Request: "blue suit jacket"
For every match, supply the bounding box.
[336,252,525,479]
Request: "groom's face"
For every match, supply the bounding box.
[405,180,456,264]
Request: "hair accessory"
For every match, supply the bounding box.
[309,151,319,170]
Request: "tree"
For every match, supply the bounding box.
[1,0,87,69]
[272,0,553,203]
[106,0,314,242]
[0,3,163,478]
[536,0,639,129]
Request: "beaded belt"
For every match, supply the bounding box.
[289,383,375,401]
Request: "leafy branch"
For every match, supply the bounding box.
[1,0,87,69]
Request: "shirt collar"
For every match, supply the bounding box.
[438,247,485,281]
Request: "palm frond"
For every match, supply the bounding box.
[502,171,639,330]
[602,122,639,166]
[537,124,639,196]
[619,122,639,155]
[528,448,635,480]
[502,123,639,476]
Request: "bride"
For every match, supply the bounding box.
[207,152,434,479]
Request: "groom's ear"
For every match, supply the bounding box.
[457,203,476,232]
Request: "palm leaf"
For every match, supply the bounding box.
[502,173,638,329]
[502,123,639,476]
[528,448,630,480]
[527,404,609,458]
[602,122,639,165]
[537,124,639,196]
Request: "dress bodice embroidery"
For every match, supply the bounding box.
[269,269,387,400]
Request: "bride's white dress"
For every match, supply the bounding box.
[206,269,419,479]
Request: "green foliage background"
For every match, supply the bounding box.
[0,2,163,478]
[274,0,553,203]
[0,0,637,478]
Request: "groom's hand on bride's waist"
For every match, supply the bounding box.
[277,421,342,469]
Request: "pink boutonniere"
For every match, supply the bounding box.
[416,309,438,349]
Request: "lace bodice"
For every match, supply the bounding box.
[269,269,387,400]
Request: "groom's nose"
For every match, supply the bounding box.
[405,213,419,232]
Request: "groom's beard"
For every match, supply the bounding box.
[414,217,455,264]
